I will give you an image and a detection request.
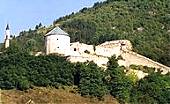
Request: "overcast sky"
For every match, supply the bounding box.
[0,0,105,43]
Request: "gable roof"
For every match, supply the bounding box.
[45,27,69,37]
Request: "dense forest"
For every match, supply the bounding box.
[0,46,169,104]
[1,0,169,67]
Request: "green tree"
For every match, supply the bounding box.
[0,65,29,90]
[78,62,108,99]
[130,72,170,104]
[106,55,133,103]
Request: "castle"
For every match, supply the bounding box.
[3,25,170,78]
[45,26,170,78]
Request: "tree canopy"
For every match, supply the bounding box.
[0,46,169,103]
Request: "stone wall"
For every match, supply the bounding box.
[68,40,170,74]
[68,53,108,68]
[70,42,95,55]
[95,40,132,57]
[95,46,121,57]
[120,50,170,74]
[99,40,132,51]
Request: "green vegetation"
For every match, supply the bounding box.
[0,46,169,103]
[75,62,108,99]
[0,0,170,103]
[7,0,170,67]
[59,0,170,67]
[130,72,170,104]
[130,64,155,74]
[0,46,74,90]
[106,56,133,103]
[0,43,4,51]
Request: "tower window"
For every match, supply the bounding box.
[57,47,59,48]
[57,38,58,40]
[74,48,76,51]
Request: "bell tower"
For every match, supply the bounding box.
[4,24,10,48]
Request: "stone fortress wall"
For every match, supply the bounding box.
[68,54,109,68]
[68,40,170,74]
[120,50,170,74]
[69,42,95,56]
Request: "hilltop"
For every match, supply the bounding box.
[5,0,169,67]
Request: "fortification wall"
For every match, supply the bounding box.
[99,40,132,50]
[95,46,121,57]
[67,40,170,75]
[68,54,108,68]
[70,42,94,54]
[120,51,170,74]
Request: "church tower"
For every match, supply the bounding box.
[4,24,10,48]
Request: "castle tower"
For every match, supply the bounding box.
[44,26,70,55]
[4,24,10,48]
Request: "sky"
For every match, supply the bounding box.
[0,0,105,43]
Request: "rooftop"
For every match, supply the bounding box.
[45,27,69,37]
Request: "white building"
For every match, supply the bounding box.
[4,24,11,48]
[70,42,95,56]
[44,27,70,55]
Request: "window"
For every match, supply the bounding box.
[57,38,58,40]
[74,48,76,51]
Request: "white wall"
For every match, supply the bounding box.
[45,35,70,55]
[5,30,10,39]
[120,51,170,74]
[70,42,95,55]
[95,46,121,57]
[4,39,10,48]
[68,54,108,68]
[4,30,10,48]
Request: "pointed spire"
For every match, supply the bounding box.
[6,24,9,30]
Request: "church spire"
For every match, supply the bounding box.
[4,24,11,48]
[6,24,10,30]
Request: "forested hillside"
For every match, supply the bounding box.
[58,0,170,66]
[0,46,169,103]
[4,0,170,66]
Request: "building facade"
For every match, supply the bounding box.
[45,27,70,55]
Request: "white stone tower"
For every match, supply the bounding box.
[4,24,10,48]
[44,27,70,55]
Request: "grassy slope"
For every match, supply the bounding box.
[1,87,119,104]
